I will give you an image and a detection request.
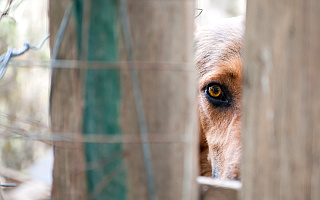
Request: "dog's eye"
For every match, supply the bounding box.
[208,85,222,98]
[204,83,230,107]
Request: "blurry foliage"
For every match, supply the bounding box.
[0,19,16,51]
[0,0,50,171]
[0,18,17,97]
[0,1,18,101]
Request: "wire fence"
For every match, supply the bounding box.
[0,1,198,200]
[7,59,194,70]
[0,111,190,144]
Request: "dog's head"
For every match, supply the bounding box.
[195,17,244,180]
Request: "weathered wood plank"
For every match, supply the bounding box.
[49,1,87,199]
[50,1,197,199]
[242,0,320,199]
[120,1,198,200]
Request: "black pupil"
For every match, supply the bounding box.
[213,86,220,95]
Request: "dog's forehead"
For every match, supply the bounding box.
[198,56,242,91]
[195,17,245,77]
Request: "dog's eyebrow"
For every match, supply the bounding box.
[198,56,242,89]
[199,71,232,90]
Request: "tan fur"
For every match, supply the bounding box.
[195,17,244,180]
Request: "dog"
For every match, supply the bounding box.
[195,17,244,180]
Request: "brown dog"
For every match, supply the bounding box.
[195,17,244,180]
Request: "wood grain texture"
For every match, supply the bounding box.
[242,0,320,199]
[120,1,198,200]
[49,1,87,199]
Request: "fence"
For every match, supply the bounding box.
[2,0,320,199]
[49,1,197,200]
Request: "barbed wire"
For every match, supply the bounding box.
[0,34,50,79]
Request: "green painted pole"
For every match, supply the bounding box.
[74,0,127,199]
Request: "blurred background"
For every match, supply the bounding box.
[0,0,245,199]
[0,0,51,199]
[196,0,246,26]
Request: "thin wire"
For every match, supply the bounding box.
[89,164,126,199]
[49,2,73,116]
[0,34,50,79]
[0,183,16,188]
[0,111,188,143]
[195,8,203,18]
[119,1,157,200]
[9,59,194,71]
[0,130,189,144]
[50,2,73,70]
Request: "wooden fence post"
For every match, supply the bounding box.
[50,0,197,199]
[49,1,87,199]
[242,0,320,199]
[119,1,198,200]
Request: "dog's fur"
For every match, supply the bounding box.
[195,17,244,180]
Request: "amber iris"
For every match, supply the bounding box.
[208,85,222,98]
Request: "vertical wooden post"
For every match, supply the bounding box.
[49,1,87,200]
[50,1,197,199]
[242,0,320,199]
[120,1,198,200]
